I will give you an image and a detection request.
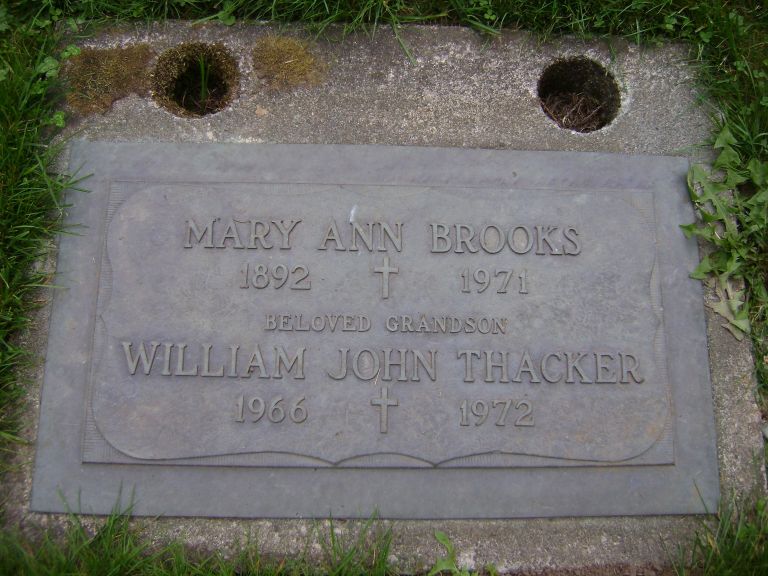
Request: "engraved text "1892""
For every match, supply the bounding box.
[239,263,311,290]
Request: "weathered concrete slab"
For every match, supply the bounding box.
[59,23,711,157]
[5,21,765,573]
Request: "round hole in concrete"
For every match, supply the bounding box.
[152,43,239,117]
[537,57,620,133]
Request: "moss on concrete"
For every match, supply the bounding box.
[65,45,154,115]
[252,35,326,90]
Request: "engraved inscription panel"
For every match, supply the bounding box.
[84,181,672,468]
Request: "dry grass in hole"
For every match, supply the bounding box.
[65,45,153,115]
[537,57,620,132]
[152,43,239,117]
[541,92,604,133]
[252,35,325,89]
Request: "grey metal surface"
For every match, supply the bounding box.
[31,141,718,518]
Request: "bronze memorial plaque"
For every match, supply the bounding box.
[32,142,718,518]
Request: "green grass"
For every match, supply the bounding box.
[1,0,767,574]
[0,12,72,470]
[675,499,768,576]
[0,511,395,575]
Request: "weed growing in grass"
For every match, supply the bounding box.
[676,3,768,395]
[682,124,767,350]
[428,531,472,576]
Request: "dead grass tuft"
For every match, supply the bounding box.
[65,45,154,115]
[252,35,326,90]
[541,92,604,133]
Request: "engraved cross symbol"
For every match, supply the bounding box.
[373,255,399,299]
[371,386,398,434]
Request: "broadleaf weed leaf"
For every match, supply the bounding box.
[36,56,60,78]
[714,125,737,148]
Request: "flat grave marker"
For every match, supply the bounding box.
[31,141,718,518]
